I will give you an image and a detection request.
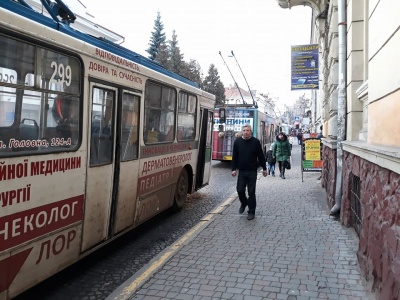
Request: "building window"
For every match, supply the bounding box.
[350,173,362,236]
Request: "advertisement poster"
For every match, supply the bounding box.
[301,138,323,182]
[291,44,319,90]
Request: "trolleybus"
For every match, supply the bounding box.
[212,105,277,161]
[0,1,215,298]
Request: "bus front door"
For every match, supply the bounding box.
[111,91,140,235]
[82,84,117,251]
[82,84,141,251]
[195,109,213,189]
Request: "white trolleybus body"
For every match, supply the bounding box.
[0,1,215,298]
[212,105,277,161]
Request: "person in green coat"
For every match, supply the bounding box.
[272,132,291,179]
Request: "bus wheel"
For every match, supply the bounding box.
[173,169,188,211]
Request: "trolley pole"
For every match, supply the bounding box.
[230,50,257,108]
[219,51,246,105]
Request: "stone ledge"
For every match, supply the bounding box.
[342,140,400,174]
[321,137,337,149]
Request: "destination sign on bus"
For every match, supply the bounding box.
[214,118,254,132]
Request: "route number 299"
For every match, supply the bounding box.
[50,61,72,86]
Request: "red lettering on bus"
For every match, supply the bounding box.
[0,195,84,252]
[138,169,175,196]
[36,230,76,265]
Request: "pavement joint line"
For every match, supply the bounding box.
[106,191,237,300]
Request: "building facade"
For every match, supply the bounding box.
[277,1,400,299]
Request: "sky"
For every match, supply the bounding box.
[76,0,312,107]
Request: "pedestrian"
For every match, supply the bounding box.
[288,134,294,150]
[317,125,324,139]
[297,131,303,145]
[231,124,268,220]
[265,143,276,176]
[273,132,291,179]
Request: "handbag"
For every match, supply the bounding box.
[285,159,291,170]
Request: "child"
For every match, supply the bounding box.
[265,143,276,176]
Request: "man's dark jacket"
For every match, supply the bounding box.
[231,137,266,171]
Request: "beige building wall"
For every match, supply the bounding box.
[368,90,400,146]
[346,0,364,141]
[367,0,400,147]
[339,0,400,175]
[324,1,338,139]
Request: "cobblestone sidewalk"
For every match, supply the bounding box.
[109,145,374,300]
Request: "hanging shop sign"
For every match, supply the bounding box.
[291,44,319,90]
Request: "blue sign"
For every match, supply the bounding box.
[291,44,319,90]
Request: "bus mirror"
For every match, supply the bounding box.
[219,108,226,123]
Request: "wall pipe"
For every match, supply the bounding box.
[331,0,347,215]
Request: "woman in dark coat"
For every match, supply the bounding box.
[272,132,291,179]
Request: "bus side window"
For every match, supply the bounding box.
[19,118,39,150]
[144,82,176,144]
[120,92,139,161]
[0,36,81,156]
[177,126,184,140]
[90,88,114,165]
[144,114,160,143]
[50,95,79,145]
[184,127,194,139]
[146,130,160,143]
[177,92,196,141]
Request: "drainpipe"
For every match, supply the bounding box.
[313,90,317,132]
[330,0,346,215]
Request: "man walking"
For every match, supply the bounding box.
[231,124,267,220]
[297,131,303,145]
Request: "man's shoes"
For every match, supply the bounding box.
[239,204,246,214]
[247,213,255,220]
[272,173,275,177]
[282,175,285,179]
